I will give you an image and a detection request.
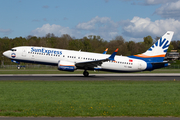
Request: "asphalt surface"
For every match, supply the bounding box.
[0,74,179,120]
[0,74,180,81]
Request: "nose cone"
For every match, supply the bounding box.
[3,51,10,58]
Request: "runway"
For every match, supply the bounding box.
[0,73,180,81]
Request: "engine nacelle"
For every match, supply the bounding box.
[58,60,76,72]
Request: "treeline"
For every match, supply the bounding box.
[1,33,180,64]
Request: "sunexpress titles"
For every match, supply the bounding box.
[31,47,62,55]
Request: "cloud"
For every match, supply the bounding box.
[76,16,119,40]
[155,0,180,19]
[122,0,178,5]
[104,0,109,3]
[143,0,178,5]
[0,29,12,35]
[31,24,80,38]
[43,18,47,21]
[31,16,180,41]
[76,16,118,30]
[63,17,68,20]
[42,5,49,9]
[125,0,180,19]
[122,16,180,39]
[31,16,119,40]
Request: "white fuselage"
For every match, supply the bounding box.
[3,46,147,72]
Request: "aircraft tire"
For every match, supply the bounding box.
[83,71,89,77]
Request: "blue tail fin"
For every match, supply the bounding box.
[103,48,108,54]
[129,31,174,62]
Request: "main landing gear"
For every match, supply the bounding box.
[83,70,89,77]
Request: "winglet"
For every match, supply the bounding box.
[109,48,118,61]
[103,48,108,54]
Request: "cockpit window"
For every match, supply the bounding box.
[11,49,17,51]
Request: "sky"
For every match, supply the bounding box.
[1,0,180,42]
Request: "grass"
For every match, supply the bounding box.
[0,68,180,74]
[0,80,180,117]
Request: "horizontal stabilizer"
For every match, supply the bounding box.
[150,61,169,69]
[151,61,168,65]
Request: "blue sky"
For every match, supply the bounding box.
[1,0,180,41]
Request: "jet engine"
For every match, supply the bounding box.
[58,60,76,72]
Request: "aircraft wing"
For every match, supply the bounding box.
[75,58,109,69]
[75,48,118,69]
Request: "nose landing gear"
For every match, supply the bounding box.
[83,70,89,77]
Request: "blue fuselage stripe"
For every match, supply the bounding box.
[128,55,164,62]
[128,55,167,70]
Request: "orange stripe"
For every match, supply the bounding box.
[60,64,75,66]
[134,54,165,58]
[105,48,108,51]
[115,48,119,52]
[113,61,117,63]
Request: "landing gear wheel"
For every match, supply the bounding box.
[83,70,89,77]
[17,65,20,70]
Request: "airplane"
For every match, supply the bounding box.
[3,31,174,77]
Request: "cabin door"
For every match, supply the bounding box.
[22,48,26,57]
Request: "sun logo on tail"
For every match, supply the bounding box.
[148,38,169,53]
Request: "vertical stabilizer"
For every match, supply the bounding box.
[130,31,174,62]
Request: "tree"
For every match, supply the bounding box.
[68,39,83,50]
[107,36,129,55]
[167,43,174,52]
[46,33,56,38]
[144,36,153,45]
[143,35,153,50]
[127,41,138,55]
[88,35,107,53]
[81,37,92,52]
